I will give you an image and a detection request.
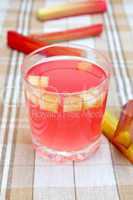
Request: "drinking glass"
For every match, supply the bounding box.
[22,44,111,162]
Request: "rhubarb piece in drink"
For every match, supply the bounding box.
[81,89,105,110]
[39,93,60,113]
[77,61,92,71]
[28,75,49,88]
[28,75,40,86]
[63,95,82,112]
[40,76,49,88]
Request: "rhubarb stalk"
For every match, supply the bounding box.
[29,24,103,43]
[37,0,107,21]
[7,31,85,57]
[7,31,46,54]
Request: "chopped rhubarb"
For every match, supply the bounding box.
[40,94,60,113]
[43,94,60,103]
[39,101,58,113]
[37,0,107,21]
[28,75,49,88]
[63,96,82,112]
[81,89,104,110]
[77,61,92,71]
[28,75,40,87]
[40,76,49,88]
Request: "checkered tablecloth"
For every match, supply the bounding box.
[0,0,133,199]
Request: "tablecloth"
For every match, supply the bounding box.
[0,0,133,199]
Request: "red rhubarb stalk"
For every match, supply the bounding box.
[7,31,46,54]
[7,31,85,57]
[29,24,103,43]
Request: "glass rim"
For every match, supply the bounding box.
[22,43,111,96]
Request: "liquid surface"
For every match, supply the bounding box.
[27,59,106,93]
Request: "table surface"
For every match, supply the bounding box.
[0,0,133,199]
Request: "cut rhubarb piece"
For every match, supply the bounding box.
[40,94,60,113]
[114,131,132,148]
[40,76,49,88]
[89,89,105,108]
[94,93,106,108]
[81,89,104,110]
[43,94,60,103]
[81,93,97,110]
[28,75,49,88]
[28,75,40,87]
[63,96,82,112]
[77,61,92,71]
[37,1,107,21]
[40,101,58,113]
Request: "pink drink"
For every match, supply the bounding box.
[25,58,108,155]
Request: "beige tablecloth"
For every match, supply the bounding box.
[0,0,133,199]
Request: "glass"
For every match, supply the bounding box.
[22,44,111,162]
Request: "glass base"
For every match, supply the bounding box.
[32,137,101,162]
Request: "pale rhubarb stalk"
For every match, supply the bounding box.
[102,101,133,164]
[29,24,103,43]
[37,0,107,21]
